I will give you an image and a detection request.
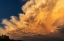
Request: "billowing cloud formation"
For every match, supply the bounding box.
[0,0,64,39]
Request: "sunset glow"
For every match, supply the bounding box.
[0,0,64,39]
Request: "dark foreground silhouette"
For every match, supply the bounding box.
[0,34,64,41]
[0,34,22,41]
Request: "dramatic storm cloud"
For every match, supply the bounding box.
[0,0,64,39]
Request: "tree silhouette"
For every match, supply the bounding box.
[0,34,22,41]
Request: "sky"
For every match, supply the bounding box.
[0,0,25,27]
[0,0,64,40]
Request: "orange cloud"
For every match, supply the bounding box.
[0,0,64,39]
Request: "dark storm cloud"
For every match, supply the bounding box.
[22,34,64,41]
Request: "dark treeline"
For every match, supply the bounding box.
[0,34,22,41]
